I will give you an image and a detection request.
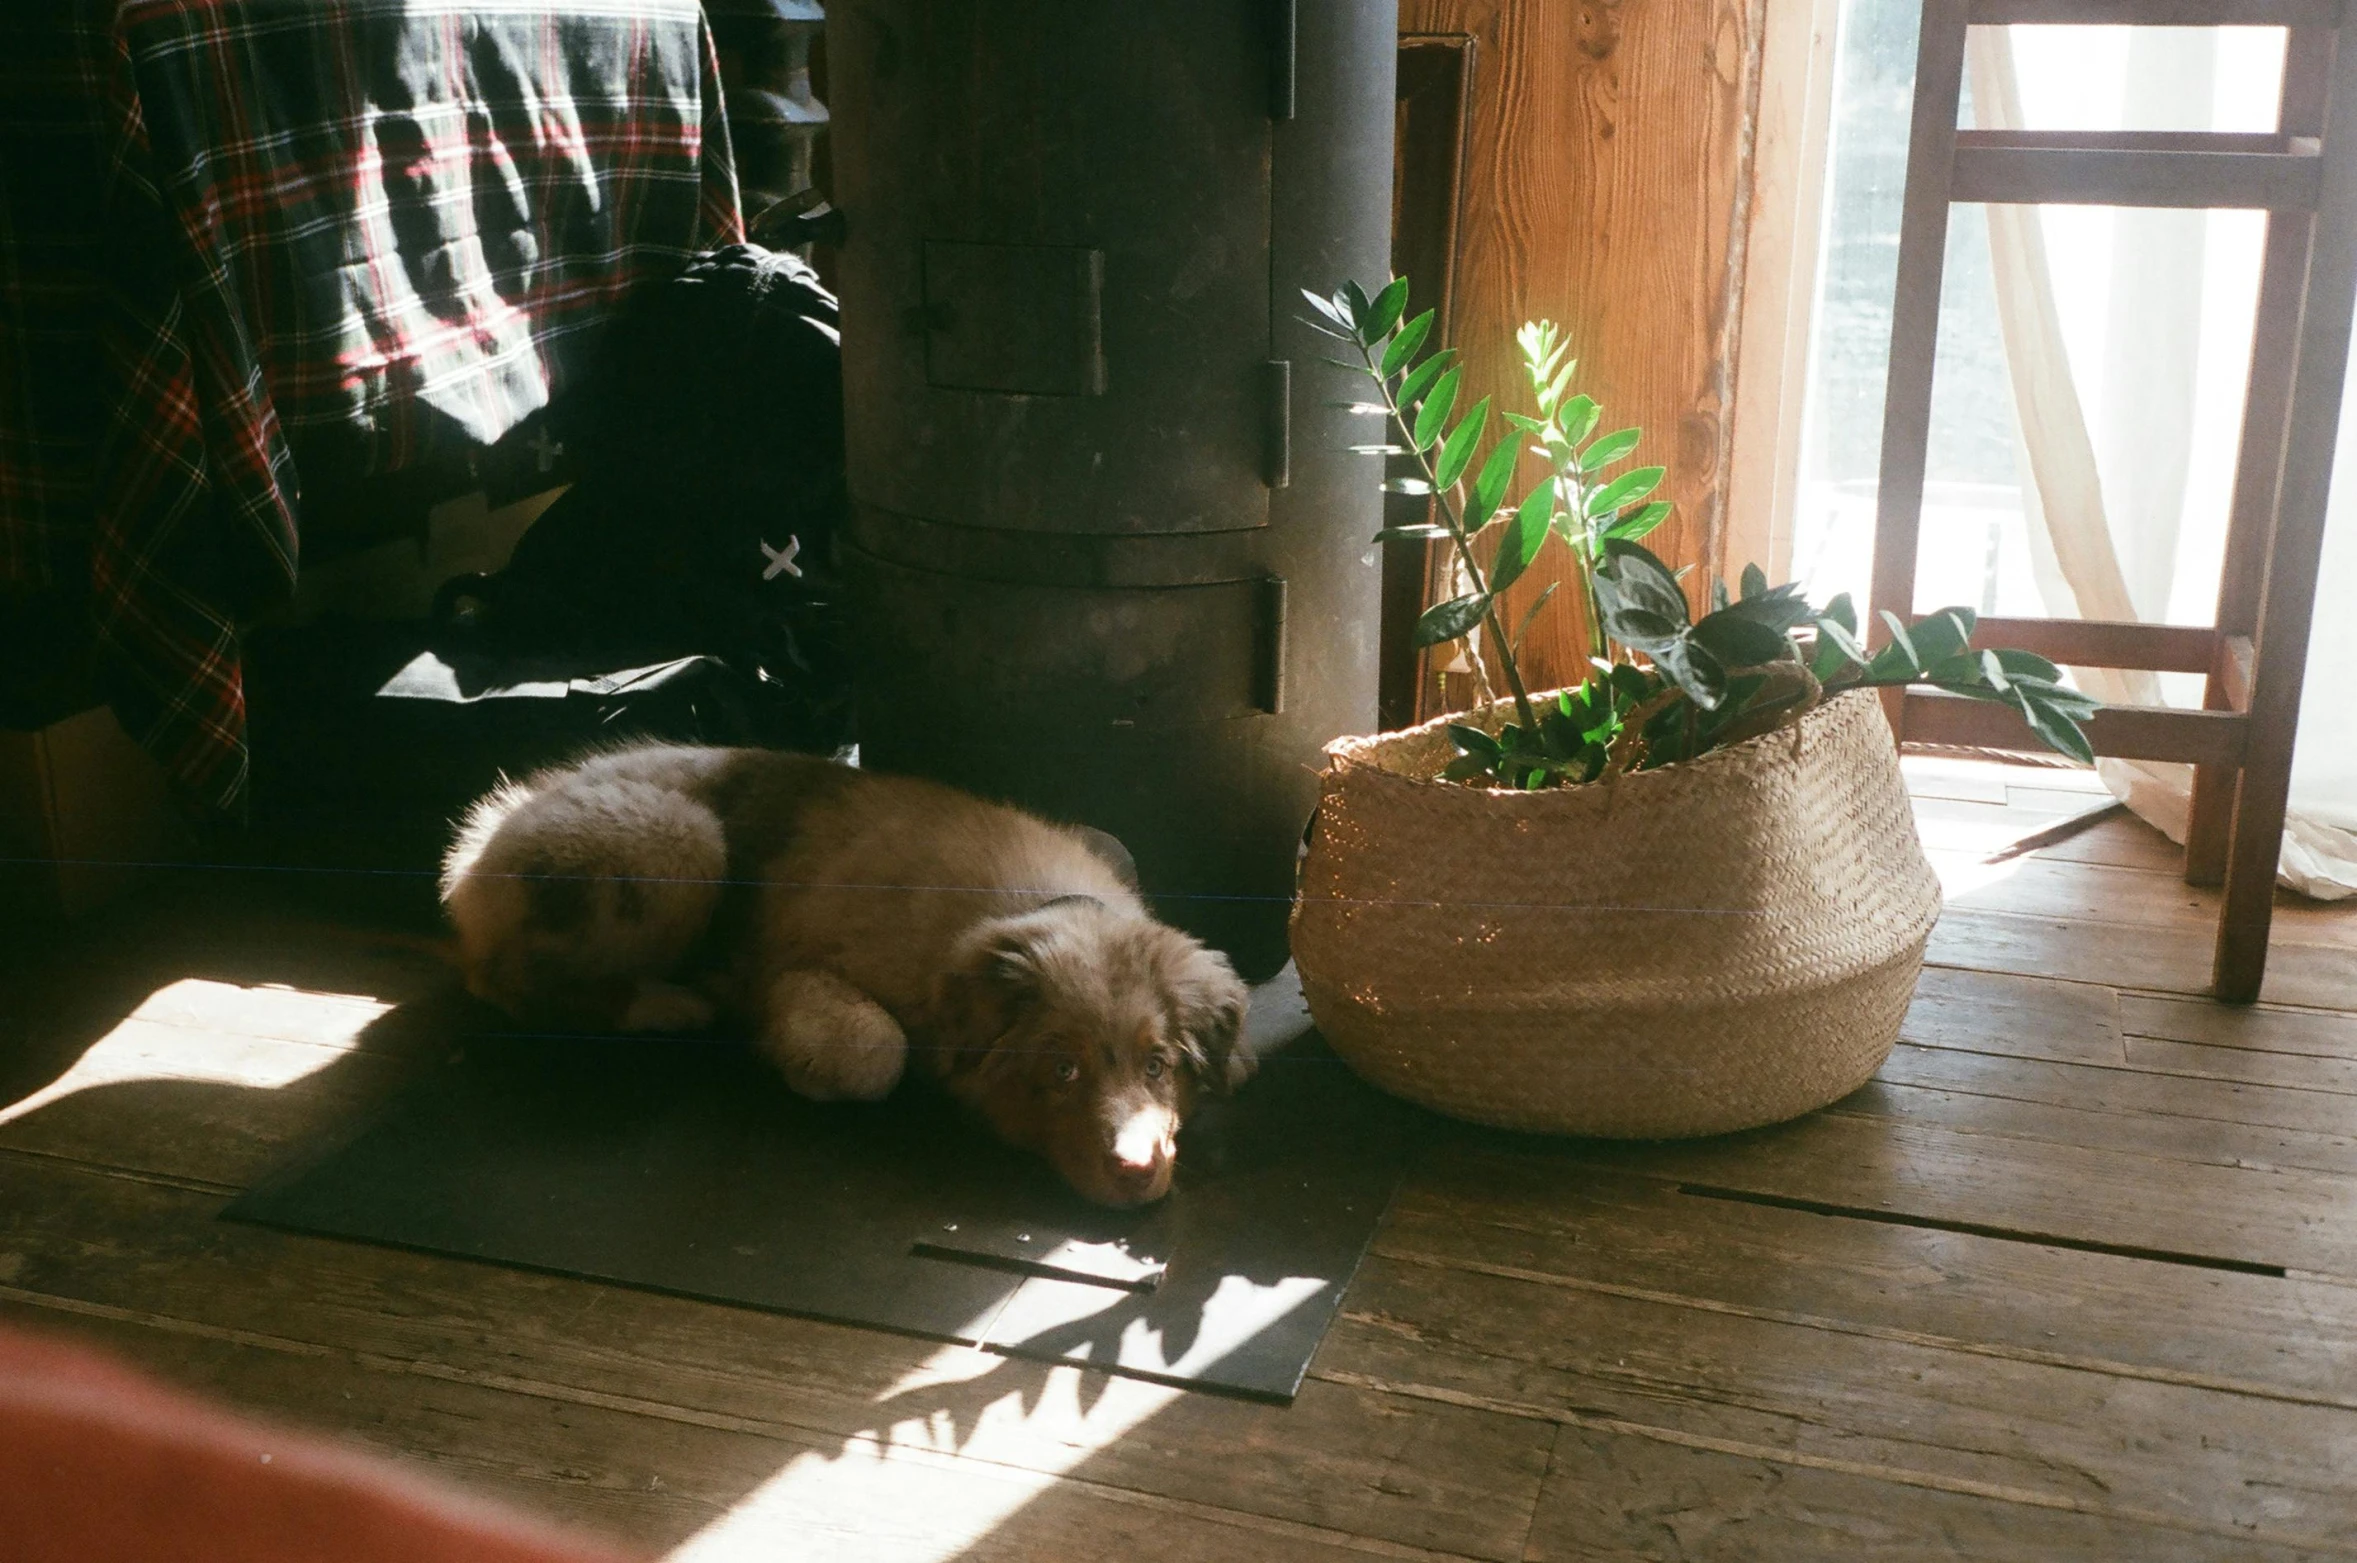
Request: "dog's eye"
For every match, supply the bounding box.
[1053,1060,1079,1084]
[1143,1055,1165,1079]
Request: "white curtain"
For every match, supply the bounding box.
[1969,24,2357,900]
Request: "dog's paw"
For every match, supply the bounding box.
[757,970,907,1102]
[619,979,716,1034]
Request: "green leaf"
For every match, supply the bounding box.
[1580,427,1642,471]
[1559,394,1601,448]
[1502,410,1546,435]
[1821,592,1859,636]
[1988,647,2064,684]
[1340,280,1373,334]
[1433,397,1492,491]
[1649,638,1728,712]
[1464,438,1521,534]
[1587,465,1666,519]
[1414,592,1489,648]
[1710,587,1817,641]
[1380,308,1435,378]
[1608,609,1686,646]
[1447,722,1501,759]
[1301,288,1349,329]
[1603,500,1672,544]
[1692,609,1793,669]
[1740,563,1768,601]
[1489,478,1556,595]
[1593,539,1694,641]
[1907,608,1975,668]
[1396,351,1455,413]
[1811,616,1867,680]
[1541,357,1579,415]
[1541,704,1584,758]
[1874,610,1921,677]
[2007,675,2101,717]
[2016,692,2096,765]
[1921,651,1991,688]
[1441,753,1498,784]
[1511,580,1562,653]
[1371,524,1448,543]
[1365,277,1410,342]
[1413,367,1462,451]
[1981,649,2012,693]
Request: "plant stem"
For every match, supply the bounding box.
[1367,341,1543,736]
[1534,425,1608,670]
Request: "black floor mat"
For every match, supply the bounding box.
[225,967,1418,1401]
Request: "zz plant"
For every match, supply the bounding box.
[1304,278,2099,789]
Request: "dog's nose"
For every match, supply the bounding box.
[1111,1110,1171,1174]
[1103,1108,1175,1201]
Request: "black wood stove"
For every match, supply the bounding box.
[827,2,1396,975]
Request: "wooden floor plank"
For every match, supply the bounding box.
[2124,1035,2357,1097]
[1927,906,2357,1007]
[2023,812,2187,872]
[1323,1255,2357,1554]
[2122,992,2357,1057]
[1898,757,2012,804]
[1376,1149,2357,1409]
[1899,967,2124,1066]
[1863,1047,2357,1170]
[0,1154,1549,1562]
[1456,1109,2357,1277]
[1523,1423,2331,1563]
[1930,853,2357,950]
[1907,797,2127,860]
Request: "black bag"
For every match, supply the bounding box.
[434,243,852,752]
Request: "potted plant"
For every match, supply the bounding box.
[1287,280,2098,1137]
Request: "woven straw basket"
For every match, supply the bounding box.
[1289,689,1942,1138]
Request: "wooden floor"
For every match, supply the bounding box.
[6,758,2357,1561]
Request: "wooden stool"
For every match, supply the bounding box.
[1872,0,2357,1001]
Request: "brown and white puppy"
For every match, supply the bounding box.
[439,745,1252,1206]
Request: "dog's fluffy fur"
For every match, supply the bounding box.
[441,745,1251,1205]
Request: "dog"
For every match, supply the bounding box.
[439,744,1252,1205]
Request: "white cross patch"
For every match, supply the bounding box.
[760,536,803,580]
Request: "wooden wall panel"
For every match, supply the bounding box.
[1395,0,1769,713]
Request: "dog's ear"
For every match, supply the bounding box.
[1068,825,1140,892]
[934,916,1048,1075]
[1166,941,1252,1094]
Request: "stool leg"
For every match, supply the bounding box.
[2212,769,2283,1005]
[2184,757,2235,889]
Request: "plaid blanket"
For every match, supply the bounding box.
[0,0,741,810]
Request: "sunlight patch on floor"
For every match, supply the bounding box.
[669,1276,1331,1562]
[1925,847,2035,905]
[0,979,387,1127]
[668,1342,1186,1563]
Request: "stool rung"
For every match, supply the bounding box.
[1952,131,2320,209]
[1970,0,2339,24]
[1903,690,2249,766]
[1963,616,2218,673]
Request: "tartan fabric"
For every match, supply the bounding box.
[0,10,114,595]
[0,0,741,810]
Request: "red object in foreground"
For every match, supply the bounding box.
[0,1325,632,1563]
